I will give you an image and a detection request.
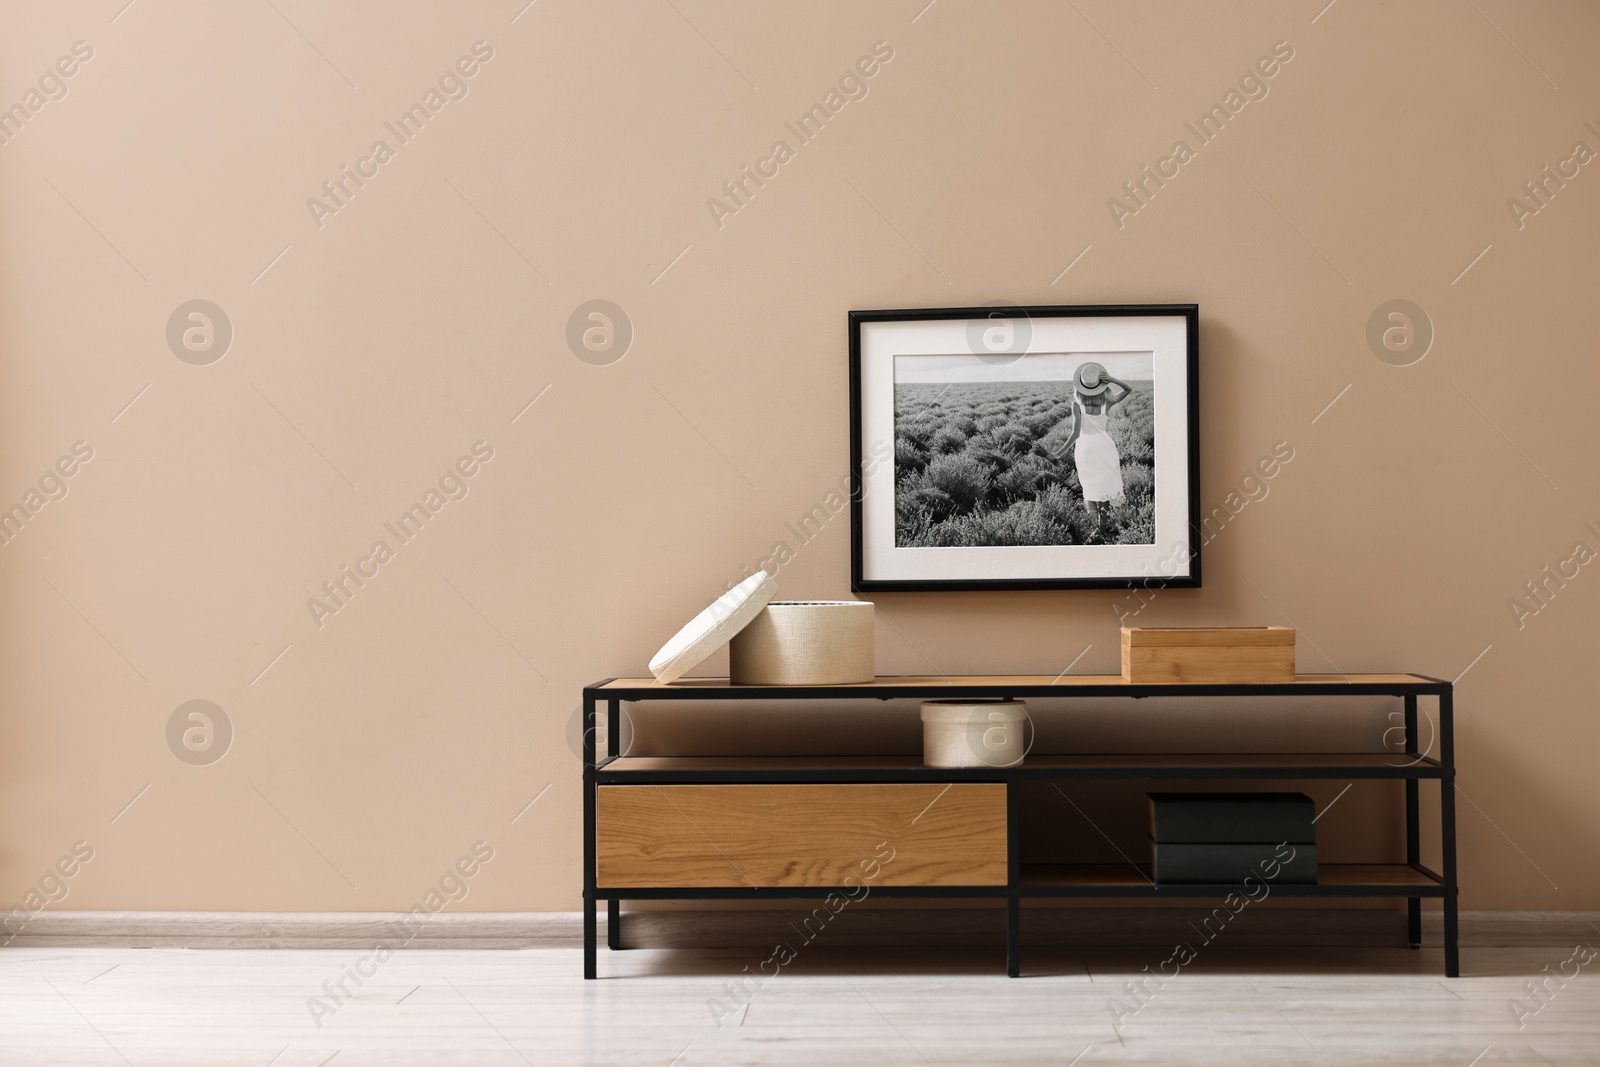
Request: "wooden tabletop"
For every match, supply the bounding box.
[596,673,1440,690]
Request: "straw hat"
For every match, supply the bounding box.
[1075,361,1109,396]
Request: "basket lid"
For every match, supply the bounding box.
[649,571,777,684]
[920,700,1028,723]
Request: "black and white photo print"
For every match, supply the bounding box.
[892,351,1156,548]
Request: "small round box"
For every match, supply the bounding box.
[920,700,1029,768]
[728,601,874,685]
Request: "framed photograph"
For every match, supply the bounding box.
[849,304,1200,592]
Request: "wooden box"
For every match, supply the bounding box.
[1121,626,1295,684]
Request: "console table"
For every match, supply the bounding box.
[581,674,1457,978]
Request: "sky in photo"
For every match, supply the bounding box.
[895,351,1156,384]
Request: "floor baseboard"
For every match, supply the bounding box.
[1,911,580,950]
[6,907,1596,950]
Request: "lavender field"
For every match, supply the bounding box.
[893,379,1155,547]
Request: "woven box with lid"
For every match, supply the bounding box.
[729,601,874,685]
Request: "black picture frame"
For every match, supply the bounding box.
[849,303,1201,592]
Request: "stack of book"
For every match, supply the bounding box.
[1149,792,1317,885]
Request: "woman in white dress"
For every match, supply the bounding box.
[1060,361,1132,544]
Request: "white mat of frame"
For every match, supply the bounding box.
[5,909,1594,949]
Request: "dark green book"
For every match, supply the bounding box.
[1148,792,1315,844]
[1152,841,1318,885]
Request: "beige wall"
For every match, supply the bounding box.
[1,0,1597,916]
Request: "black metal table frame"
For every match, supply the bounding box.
[582,676,1457,979]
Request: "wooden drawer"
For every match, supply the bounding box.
[596,783,1007,888]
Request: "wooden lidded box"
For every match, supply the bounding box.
[1121,627,1295,683]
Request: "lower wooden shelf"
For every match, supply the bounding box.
[1019,862,1444,897]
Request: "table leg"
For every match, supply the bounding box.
[584,897,597,979]
[1404,694,1421,948]
[1006,898,1020,978]
[1440,687,1459,977]
[584,690,598,979]
[608,899,621,950]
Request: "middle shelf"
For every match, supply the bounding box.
[596,753,1443,782]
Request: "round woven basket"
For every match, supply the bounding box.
[921,700,1029,768]
[729,601,874,685]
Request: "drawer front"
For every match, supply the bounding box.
[596,783,1007,888]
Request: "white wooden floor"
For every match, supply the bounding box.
[2,942,1596,1065]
